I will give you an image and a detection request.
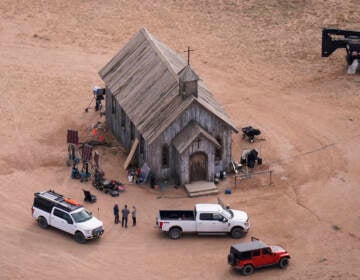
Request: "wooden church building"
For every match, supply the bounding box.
[99,28,238,185]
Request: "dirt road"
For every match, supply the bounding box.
[0,1,359,279]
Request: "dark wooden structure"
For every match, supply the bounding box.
[99,28,238,185]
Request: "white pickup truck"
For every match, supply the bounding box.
[156,199,250,239]
[32,190,104,243]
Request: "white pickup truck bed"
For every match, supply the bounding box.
[156,203,250,239]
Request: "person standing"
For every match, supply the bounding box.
[131,206,137,226]
[113,203,119,224]
[121,204,130,228]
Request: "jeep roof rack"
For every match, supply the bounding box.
[35,190,83,212]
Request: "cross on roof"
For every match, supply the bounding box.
[184,46,194,65]
[195,137,201,148]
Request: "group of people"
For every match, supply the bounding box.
[113,204,136,227]
[128,168,144,184]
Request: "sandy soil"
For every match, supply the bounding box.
[0,1,359,279]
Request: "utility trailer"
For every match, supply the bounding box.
[322,28,360,73]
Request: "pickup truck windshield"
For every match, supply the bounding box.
[71,210,92,223]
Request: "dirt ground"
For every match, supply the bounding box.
[0,1,359,279]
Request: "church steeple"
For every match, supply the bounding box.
[178,65,199,98]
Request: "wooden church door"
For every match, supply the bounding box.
[189,152,208,182]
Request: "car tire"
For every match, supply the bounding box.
[279,257,289,269]
[75,231,86,244]
[231,227,245,239]
[37,216,49,229]
[168,227,182,240]
[242,264,254,276]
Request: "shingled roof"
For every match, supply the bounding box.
[99,28,238,143]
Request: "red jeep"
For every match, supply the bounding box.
[228,238,290,275]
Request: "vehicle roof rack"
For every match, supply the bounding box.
[35,190,82,212]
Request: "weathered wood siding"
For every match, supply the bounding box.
[177,136,215,184]
[107,88,232,184]
[180,80,198,98]
[149,102,233,184]
[106,89,146,167]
